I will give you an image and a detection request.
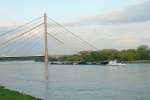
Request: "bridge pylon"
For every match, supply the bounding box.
[44,13,48,63]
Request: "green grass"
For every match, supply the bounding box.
[0,86,41,100]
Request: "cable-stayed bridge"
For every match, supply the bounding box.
[0,13,97,61]
[0,14,98,100]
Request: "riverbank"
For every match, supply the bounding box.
[49,60,150,65]
[0,86,41,100]
[125,60,150,63]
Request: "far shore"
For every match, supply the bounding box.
[0,60,150,64]
[48,60,150,65]
[125,60,150,63]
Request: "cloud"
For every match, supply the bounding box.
[68,20,150,50]
[84,0,150,24]
[61,0,150,50]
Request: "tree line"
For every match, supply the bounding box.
[53,45,150,62]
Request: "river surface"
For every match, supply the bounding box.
[0,61,150,100]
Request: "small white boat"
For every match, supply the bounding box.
[107,60,126,66]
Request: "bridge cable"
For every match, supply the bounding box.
[0,23,43,47]
[47,23,93,51]
[47,32,64,45]
[0,28,43,57]
[47,17,98,50]
[0,16,43,37]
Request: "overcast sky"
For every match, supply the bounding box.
[0,0,150,55]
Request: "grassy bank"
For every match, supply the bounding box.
[0,86,41,100]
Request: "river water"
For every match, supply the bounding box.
[0,61,150,100]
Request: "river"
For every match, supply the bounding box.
[0,61,150,100]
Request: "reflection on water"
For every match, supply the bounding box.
[0,61,150,100]
[44,62,49,100]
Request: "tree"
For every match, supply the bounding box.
[137,45,149,51]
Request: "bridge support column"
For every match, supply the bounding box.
[44,13,48,64]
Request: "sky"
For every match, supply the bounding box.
[0,0,150,55]
[0,0,147,22]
